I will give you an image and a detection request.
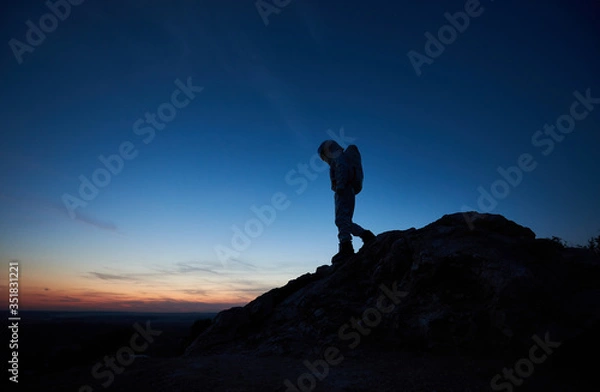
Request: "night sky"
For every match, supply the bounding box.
[1,0,599,312]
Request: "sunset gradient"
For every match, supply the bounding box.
[1,0,599,312]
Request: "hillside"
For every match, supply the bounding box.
[182,212,599,391]
[29,212,599,391]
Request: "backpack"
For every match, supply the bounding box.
[344,145,364,194]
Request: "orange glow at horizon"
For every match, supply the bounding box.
[2,255,292,313]
[2,269,265,313]
[13,285,255,313]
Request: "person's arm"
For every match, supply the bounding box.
[332,156,349,192]
[330,166,336,191]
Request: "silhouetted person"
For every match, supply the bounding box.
[318,140,376,264]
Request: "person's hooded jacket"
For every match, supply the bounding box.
[318,140,350,192]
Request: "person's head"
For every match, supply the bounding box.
[318,140,343,164]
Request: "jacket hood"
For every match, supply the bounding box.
[318,140,343,163]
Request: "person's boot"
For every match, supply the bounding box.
[332,241,354,264]
[359,230,376,251]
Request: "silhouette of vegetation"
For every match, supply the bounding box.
[544,233,600,254]
[587,232,600,255]
[549,236,567,248]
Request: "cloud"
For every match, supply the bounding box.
[77,290,129,298]
[0,151,117,232]
[86,258,240,283]
[58,296,82,303]
[174,261,222,275]
[68,209,118,231]
[181,289,208,296]
[88,272,136,281]
[0,191,118,232]
[224,258,258,271]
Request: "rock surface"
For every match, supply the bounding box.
[186,212,600,365]
[33,212,599,391]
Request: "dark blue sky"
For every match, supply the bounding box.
[1,0,599,311]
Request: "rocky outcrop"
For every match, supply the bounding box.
[186,212,600,359]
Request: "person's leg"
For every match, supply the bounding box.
[333,189,355,262]
[342,190,375,248]
[335,188,355,243]
[350,222,366,237]
[334,189,374,260]
[336,188,369,237]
